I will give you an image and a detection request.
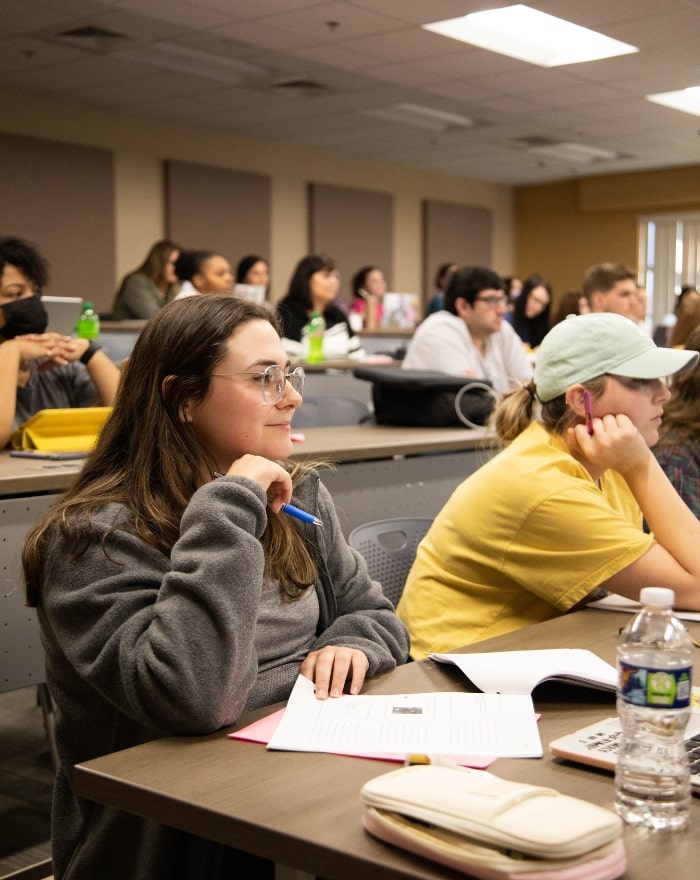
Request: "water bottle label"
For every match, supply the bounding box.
[619,661,692,708]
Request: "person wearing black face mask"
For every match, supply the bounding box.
[0,236,121,448]
[0,293,49,338]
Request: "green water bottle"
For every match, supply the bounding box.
[76,301,100,341]
[305,310,326,363]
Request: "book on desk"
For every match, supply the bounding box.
[430,648,617,695]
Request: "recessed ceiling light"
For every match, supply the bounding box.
[423,5,638,67]
[362,103,473,132]
[646,86,700,117]
[113,41,269,85]
[528,141,620,164]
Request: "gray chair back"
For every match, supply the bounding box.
[348,517,432,607]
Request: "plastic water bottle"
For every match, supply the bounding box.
[615,586,693,830]
[305,310,325,363]
[76,301,100,341]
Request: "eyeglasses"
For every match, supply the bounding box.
[474,294,507,308]
[211,364,305,405]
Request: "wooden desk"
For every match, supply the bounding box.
[72,608,700,879]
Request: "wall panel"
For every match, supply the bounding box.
[0,132,114,313]
[165,160,271,274]
[309,183,393,307]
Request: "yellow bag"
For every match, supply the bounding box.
[11,407,111,453]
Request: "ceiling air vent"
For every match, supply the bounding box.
[514,136,623,164]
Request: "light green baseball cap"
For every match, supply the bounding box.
[534,313,698,402]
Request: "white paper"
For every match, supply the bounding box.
[430,649,617,695]
[588,593,700,621]
[267,674,542,758]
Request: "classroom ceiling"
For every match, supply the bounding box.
[2,0,700,186]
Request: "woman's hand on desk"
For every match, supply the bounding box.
[300,645,370,699]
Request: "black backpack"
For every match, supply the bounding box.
[353,366,496,428]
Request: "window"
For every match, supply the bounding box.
[638,212,700,327]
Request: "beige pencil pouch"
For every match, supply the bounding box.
[361,765,626,880]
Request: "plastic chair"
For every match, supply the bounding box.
[348,517,432,607]
[292,395,372,428]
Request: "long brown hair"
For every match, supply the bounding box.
[658,327,700,445]
[23,296,318,606]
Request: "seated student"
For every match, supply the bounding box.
[277,253,363,358]
[112,239,180,319]
[0,236,121,448]
[549,289,591,327]
[505,273,552,350]
[173,249,234,297]
[669,292,700,348]
[349,265,387,329]
[22,295,409,879]
[401,265,532,394]
[426,261,458,315]
[397,313,700,659]
[235,254,270,293]
[654,326,700,518]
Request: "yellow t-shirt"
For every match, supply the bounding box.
[397,422,653,660]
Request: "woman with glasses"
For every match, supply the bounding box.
[22,296,408,880]
[398,313,700,660]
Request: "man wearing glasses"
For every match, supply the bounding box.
[402,265,532,393]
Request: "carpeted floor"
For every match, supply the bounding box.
[0,687,53,877]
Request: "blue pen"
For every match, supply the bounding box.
[214,473,321,526]
[280,503,322,527]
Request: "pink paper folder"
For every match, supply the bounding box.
[228,707,496,770]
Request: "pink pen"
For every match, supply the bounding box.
[583,389,594,435]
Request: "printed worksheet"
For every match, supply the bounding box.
[266,675,542,758]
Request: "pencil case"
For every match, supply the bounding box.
[361,765,626,880]
[11,406,111,452]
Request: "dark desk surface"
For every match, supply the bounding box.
[72,609,700,880]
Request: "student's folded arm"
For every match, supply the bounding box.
[600,543,700,610]
[0,340,22,446]
[85,349,121,405]
[617,451,700,606]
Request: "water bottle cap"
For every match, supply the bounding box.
[639,586,674,607]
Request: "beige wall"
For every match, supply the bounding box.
[515,166,700,303]
[0,88,515,305]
